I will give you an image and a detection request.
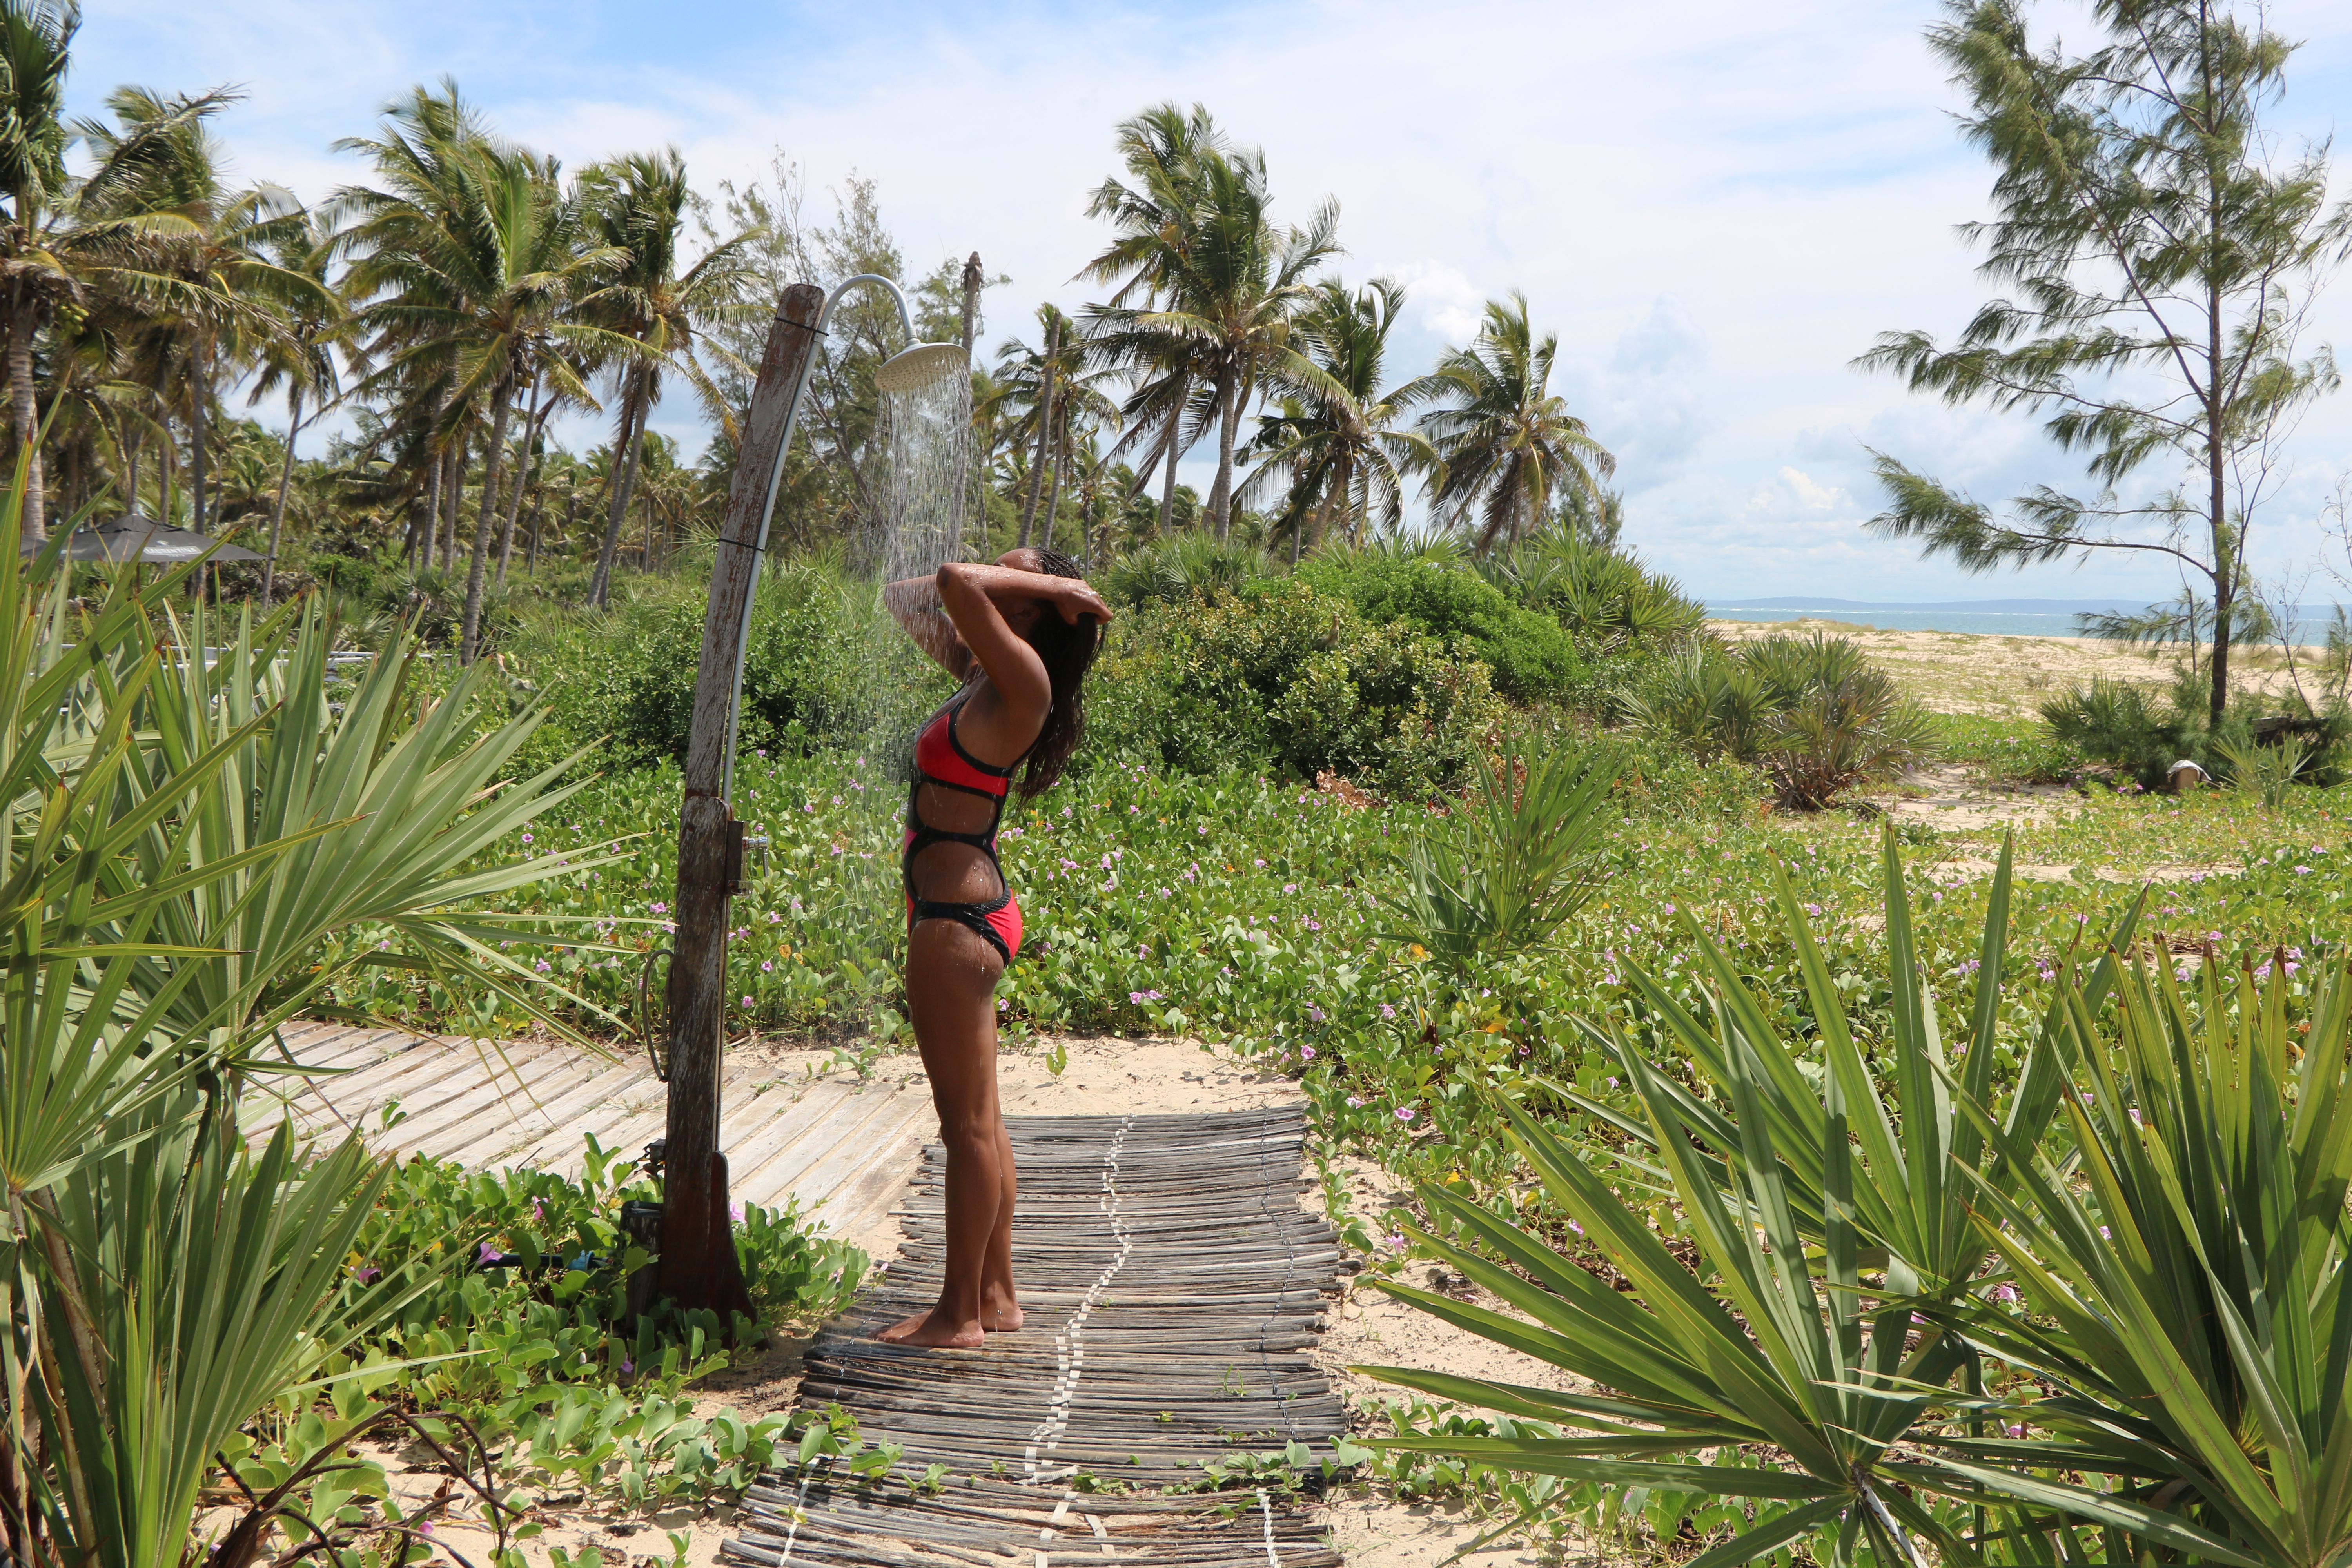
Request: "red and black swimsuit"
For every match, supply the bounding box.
[902,691,1025,965]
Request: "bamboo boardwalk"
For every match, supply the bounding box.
[241,1020,933,1244]
[728,1107,1348,1568]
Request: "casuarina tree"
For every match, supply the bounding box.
[1857,0,2352,726]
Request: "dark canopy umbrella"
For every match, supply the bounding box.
[22,515,267,563]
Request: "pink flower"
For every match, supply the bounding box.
[352,1261,381,1283]
[1395,1107,1416,1123]
[478,1242,500,1265]
[1300,1045,1316,1061]
[650,901,667,914]
[740,995,753,1006]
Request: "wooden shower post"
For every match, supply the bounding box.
[657,282,826,1316]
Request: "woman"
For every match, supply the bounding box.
[878,547,1111,1347]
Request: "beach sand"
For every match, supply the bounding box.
[1708,616,2326,717]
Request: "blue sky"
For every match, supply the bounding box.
[77,0,2352,604]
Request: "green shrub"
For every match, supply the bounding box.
[1473,529,1706,651]
[2038,673,2206,788]
[506,561,948,775]
[1301,552,1586,703]
[1102,531,1272,609]
[1627,632,1936,808]
[1086,577,1506,797]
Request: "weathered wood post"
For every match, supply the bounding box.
[657,282,826,1314]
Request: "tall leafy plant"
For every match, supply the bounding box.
[1,503,614,1568]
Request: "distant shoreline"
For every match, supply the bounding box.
[1706,603,2341,641]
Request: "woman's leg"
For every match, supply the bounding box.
[980,1109,1021,1330]
[880,919,1013,1347]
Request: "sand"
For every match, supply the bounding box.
[1708,617,2327,717]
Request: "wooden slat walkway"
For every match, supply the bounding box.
[728,1108,1347,1568]
[243,1021,935,1244]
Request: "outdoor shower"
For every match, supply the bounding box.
[656,276,973,1314]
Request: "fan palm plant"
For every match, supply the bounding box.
[2,474,609,1568]
[1927,955,2352,1567]
[1241,276,1430,560]
[1366,835,2152,1566]
[1408,293,1613,553]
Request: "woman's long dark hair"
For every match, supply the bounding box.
[1014,548,1100,798]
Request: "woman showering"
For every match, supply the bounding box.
[878,548,1110,1348]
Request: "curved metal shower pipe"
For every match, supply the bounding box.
[720,273,927,802]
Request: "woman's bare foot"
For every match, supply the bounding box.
[877,1307,985,1348]
[980,1292,1024,1332]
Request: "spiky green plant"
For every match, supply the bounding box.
[2,487,616,1568]
[1382,730,1618,968]
[1927,955,2352,1567]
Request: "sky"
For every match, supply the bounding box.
[74,0,2352,605]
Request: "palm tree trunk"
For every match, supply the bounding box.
[189,337,211,534]
[442,441,463,572]
[123,424,140,519]
[1018,320,1061,548]
[9,296,46,545]
[413,444,440,568]
[1207,368,1241,544]
[589,365,647,609]
[1156,370,1190,537]
[262,389,305,608]
[495,372,546,587]
[1040,416,1067,554]
[461,378,514,664]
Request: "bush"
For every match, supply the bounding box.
[1301,552,1587,703]
[1086,577,1506,798]
[2042,667,2349,791]
[1102,531,1273,609]
[1473,529,1706,651]
[506,559,948,775]
[1626,632,1935,808]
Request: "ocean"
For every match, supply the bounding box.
[1705,599,2346,641]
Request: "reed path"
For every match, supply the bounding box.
[243,1021,931,1244]
[727,1107,1348,1568]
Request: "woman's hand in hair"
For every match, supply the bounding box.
[1045,579,1113,626]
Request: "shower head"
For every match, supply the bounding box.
[874,341,969,392]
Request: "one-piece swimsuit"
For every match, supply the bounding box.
[902,691,1024,965]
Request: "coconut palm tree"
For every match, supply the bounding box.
[577,149,763,609]
[1080,103,1227,537]
[244,209,346,604]
[1089,144,1340,542]
[986,304,1122,550]
[0,0,242,543]
[1408,292,1614,554]
[74,86,329,539]
[1241,276,1430,559]
[335,83,619,659]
